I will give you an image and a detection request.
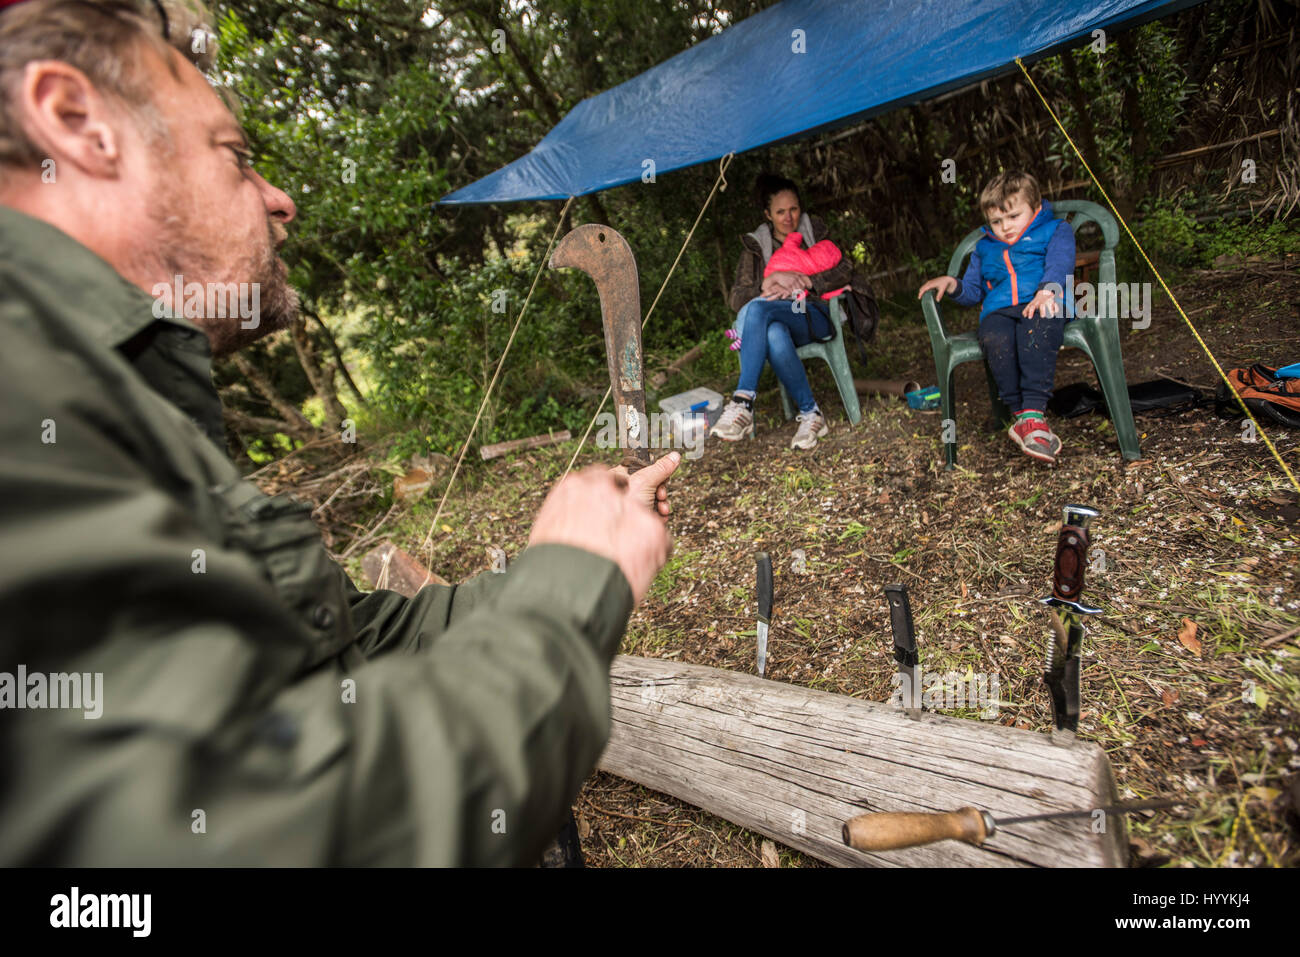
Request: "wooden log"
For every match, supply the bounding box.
[599,656,1125,868]
[479,429,572,461]
[362,542,449,592]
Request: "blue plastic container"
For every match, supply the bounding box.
[905,386,942,411]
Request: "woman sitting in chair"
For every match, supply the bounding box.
[712,173,857,450]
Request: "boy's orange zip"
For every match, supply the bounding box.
[990,205,1038,308]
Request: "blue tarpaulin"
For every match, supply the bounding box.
[439,0,1195,206]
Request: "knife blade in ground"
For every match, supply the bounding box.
[884,583,919,710]
[755,552,773,677]
[1039,504,1101,733]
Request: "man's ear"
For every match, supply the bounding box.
[21,60,125,178]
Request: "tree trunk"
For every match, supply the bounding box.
[714,235,730,304]
[291,316,348,430]
[1116,32,1152,221]
[303,305,366,407]
[230,353,318,438]
[585,192,611,227]
[1061,48,1104,180]
[491,6,564,127]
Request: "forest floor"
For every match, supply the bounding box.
[285,258,1300,868]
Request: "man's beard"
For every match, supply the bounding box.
[149,207,300,358]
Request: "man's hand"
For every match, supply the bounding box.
[918,276,958,301]
[611,451,680,518]
[1023,289,1060,318]
[528,467,672,604]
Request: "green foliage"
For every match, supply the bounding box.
[1198,218,1300,265]
[213,0,786,457]
[1039,22,1192,185]
[1141,200,1200,263]
[1140,197,1300,268]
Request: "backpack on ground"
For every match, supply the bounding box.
[1219,364,1300,428]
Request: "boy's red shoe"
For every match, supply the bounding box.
[1008,414,1061,463]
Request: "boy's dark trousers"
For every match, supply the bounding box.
[977,305,1065,412]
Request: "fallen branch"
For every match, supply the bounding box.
[650,342,705,389]
[581,801,692,828]
[230,353,317,436]
[340,501,400,560]
[1261,624,1300,648]
[479,429,572,461]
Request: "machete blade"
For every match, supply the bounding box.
[550,225,651,472]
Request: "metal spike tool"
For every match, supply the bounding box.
[1040,504,1101,735]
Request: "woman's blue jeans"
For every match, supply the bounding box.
[732,296,832,414]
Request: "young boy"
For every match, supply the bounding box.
[918,171,1075,463]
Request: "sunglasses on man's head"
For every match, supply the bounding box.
[1,0,217,71]
[0,0,196,40]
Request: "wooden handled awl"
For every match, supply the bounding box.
[842,807,993,852]
[842,798,1182,852]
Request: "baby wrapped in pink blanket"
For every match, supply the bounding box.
[726,233,851,350]
[764,232,849,300]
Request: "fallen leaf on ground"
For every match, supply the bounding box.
[1177,618,1201,656]
[1161,689,1179,707]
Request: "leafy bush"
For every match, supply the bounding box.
[1138,197,1300,270]
[1140,199,1200,265]
[1198,218,1300,265]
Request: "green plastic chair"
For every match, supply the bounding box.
[774,292,862,426]
[921,199,1141,469]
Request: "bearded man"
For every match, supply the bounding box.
[0,0,677,865]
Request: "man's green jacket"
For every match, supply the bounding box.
[0,207,633,865]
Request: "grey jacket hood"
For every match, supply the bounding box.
[746,213,817,265]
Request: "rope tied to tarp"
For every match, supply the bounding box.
[419,195,575,565]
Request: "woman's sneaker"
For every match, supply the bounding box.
[791,410,828,449]
[1008,414,1062,463]
[712,399,754,441]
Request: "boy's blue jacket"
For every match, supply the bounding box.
[949,200,1076,318]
